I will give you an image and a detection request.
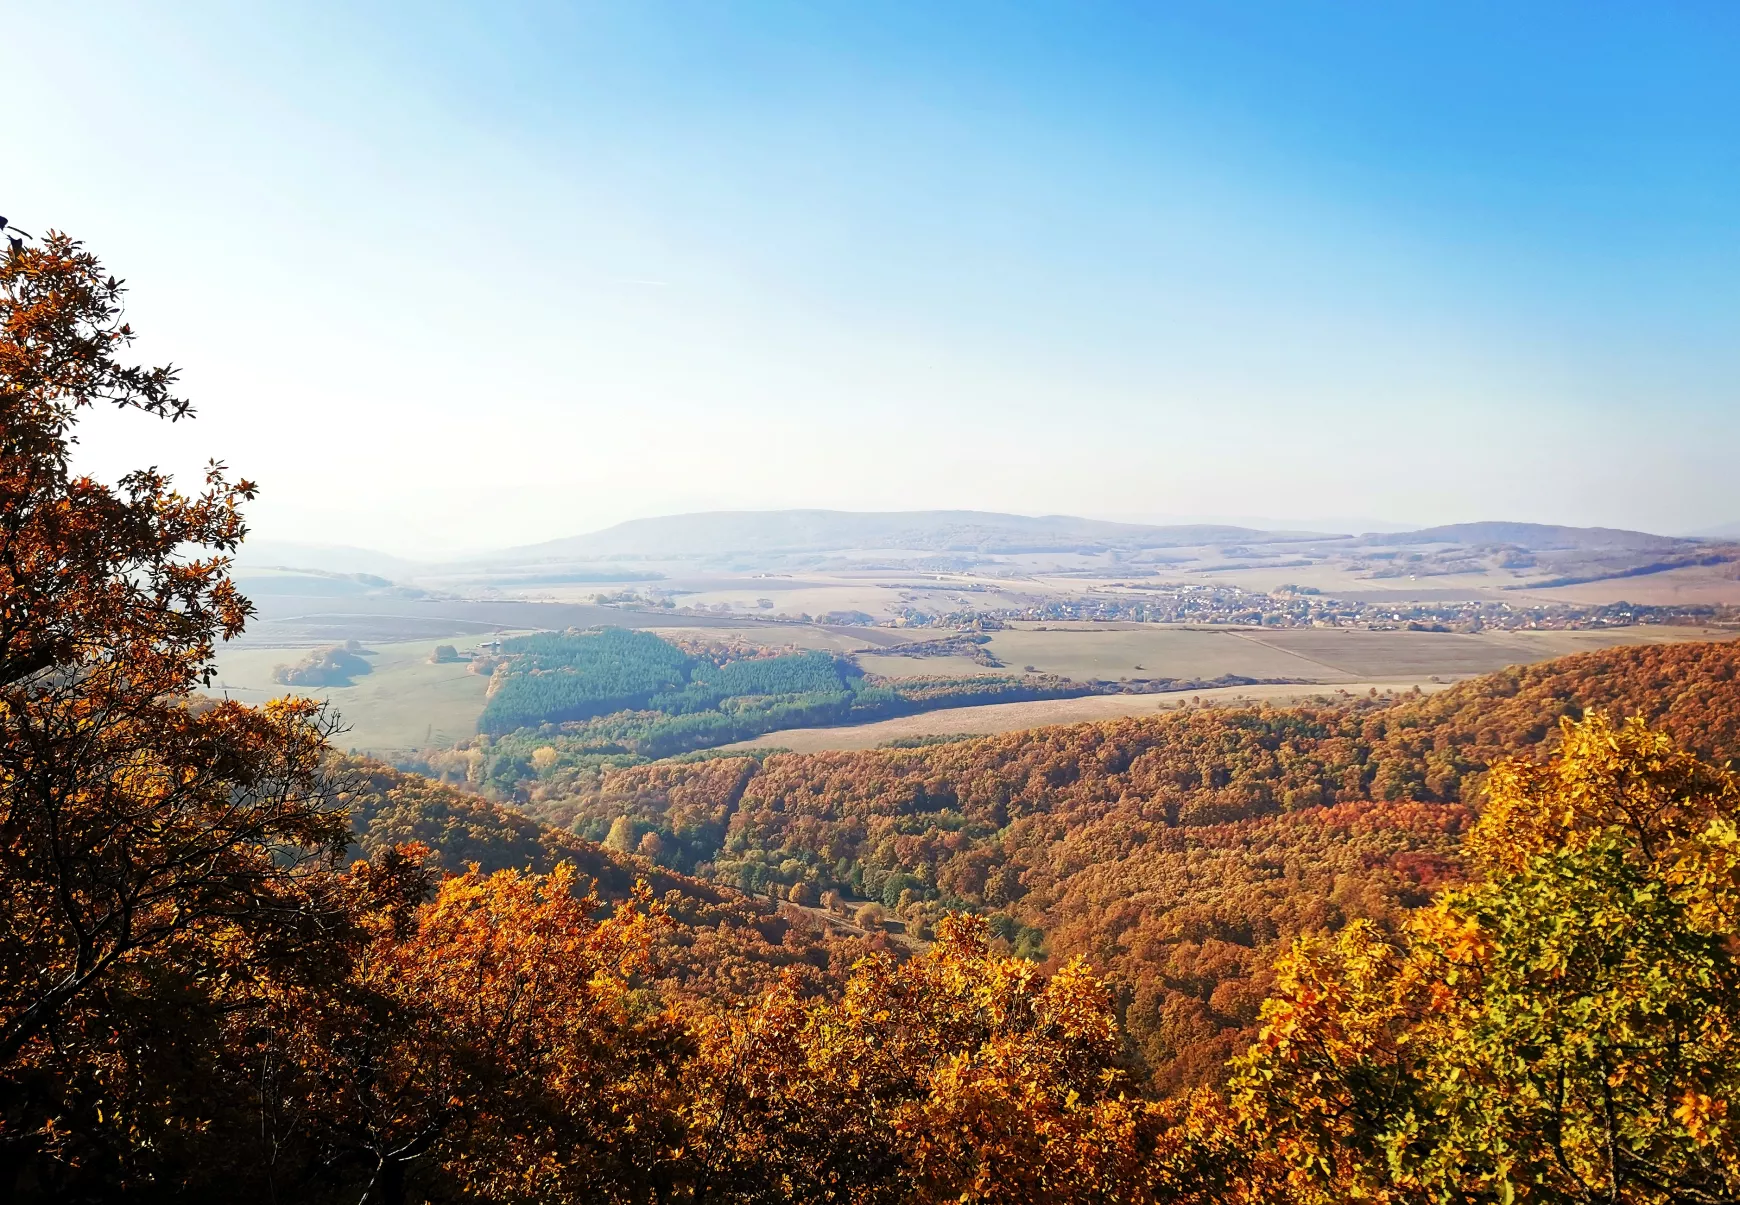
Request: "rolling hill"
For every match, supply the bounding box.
[1369,521,1692,551]
[235,538,427,578]
[504,637,1740,1090]
[485,509,1330,560]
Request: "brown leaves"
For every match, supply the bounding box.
[248,860,691,1204]
[0,226,352,1197]
[677,912,1200,1204]
[1,232,255,705]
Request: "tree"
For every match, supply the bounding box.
[604,815,638,854]
[255,860,684,1205]
[1232,713,1740,1204]
[681,914,1208,1204]
[0,228,348,1194]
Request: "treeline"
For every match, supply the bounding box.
[457,673,1089,770]
[272,640,373,686]
[512,638,1740,1088]
[479,629,698,731]
[476,627,1097,745]
[540,691,876,758]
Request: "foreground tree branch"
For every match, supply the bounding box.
[0,226,350,1195]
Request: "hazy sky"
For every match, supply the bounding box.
[10,2,1739,554]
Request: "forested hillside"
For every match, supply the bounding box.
[337,754,886,1004]
[514,639,1740,1087]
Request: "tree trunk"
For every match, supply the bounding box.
[378,1156,407,1205]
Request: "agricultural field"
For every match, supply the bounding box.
[213,519,1740,759]
[1237,628,1575,680]
[205,609,1740,760]
[867,623,1740,688]
[983,624,1339,682]
[400,514,1740,623]
[206,637,493,753]
[727,624,1740,752]
[721,680,1449,753]
[854,652,1005,679]
[1521,560,1740,606]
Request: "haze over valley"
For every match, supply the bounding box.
[211,508,1740,756]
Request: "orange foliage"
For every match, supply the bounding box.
[1231,715,1740,1202]
[251,855,689,1204]
[680,914,1279,1203]
[338,753,884,1005]
[523,638,1740,1089]
[0,230,352,1193]
[11,221,1740,1203]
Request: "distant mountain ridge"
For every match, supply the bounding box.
[1369,521,1692,552]
[244,513,1714,574]
[489,509,1333,560]
[236,539,427,578]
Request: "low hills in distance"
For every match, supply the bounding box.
[1375,520,1691,552]
[215,509,1740,758]
[486,509,1326,559]
[230,509,1740,641]
[238,538,428,579]
[243,509,1730,579]
[510,511,1717,561]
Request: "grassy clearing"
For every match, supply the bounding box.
[981,626,1352,683]
[205,637,491,754]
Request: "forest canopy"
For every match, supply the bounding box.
[494,636,1740,1090]
[473,627,1088,753]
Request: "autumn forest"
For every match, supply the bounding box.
[6,227,1740,1205]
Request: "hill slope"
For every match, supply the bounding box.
[338,755,882,1002]
[512,638,1740,1088]
[488,509,1323,559]
[1371,520,1688,551]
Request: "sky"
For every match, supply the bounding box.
[8,1,1739,556]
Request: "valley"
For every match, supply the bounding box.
[209,617,1739,758]
[202,514,1740,1099]
[457,636,1740,1092]
[212,513,1740,761]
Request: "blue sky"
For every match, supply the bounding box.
[9,2,1738,553]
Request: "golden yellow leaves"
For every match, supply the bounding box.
[1230,713,1740,1204]
[1675,1091,1729,1145]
